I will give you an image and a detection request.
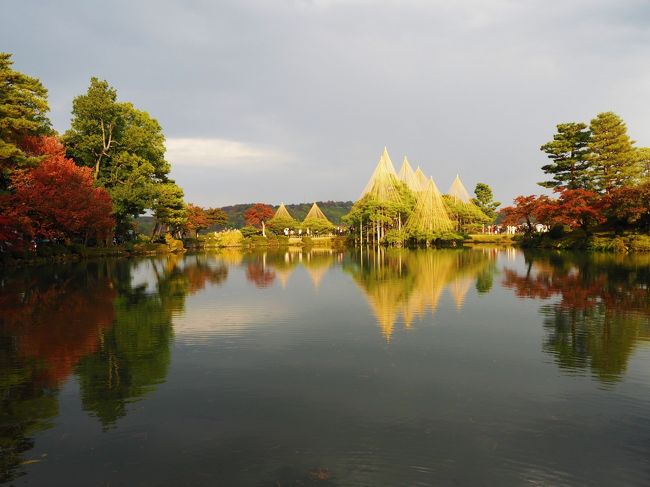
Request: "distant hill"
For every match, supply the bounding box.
[221,201,354,227]
[134,201,354,234]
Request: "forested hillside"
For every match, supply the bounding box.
[220,201,353,227]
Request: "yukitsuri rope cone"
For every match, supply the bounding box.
[304,202,331,222]
[447,174,473,203]
[397,156,420,192]
[414,166,428,192]
[273,202,294,220]
[405,177,454,234]
[360,147,403,203]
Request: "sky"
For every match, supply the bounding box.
[3,0,650,207]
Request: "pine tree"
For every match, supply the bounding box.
[636,147,650,183]
[471,183,500,221]
[587,112,639,193]
[539,122,591,190]
[0,52,51,190]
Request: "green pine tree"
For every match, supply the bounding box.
[637,147,650,183]
[539,122,592,190]
[0,52,51,190]
[471,183,500,222]
[587,112,639,193]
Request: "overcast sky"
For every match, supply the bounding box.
[4,0,650,206]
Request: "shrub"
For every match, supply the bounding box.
[250,235,268,246]
[164,233,185,252]
[301,236,314,246]
[240,226,260,238]
[629,234,650,252]
[216,230,244,247]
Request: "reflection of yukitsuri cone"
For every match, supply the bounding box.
[218,249,244,266]
[304,254,333,289]
[397,156,420,192]
[366,285,402,342]
[275,269,294,289]
[450,276,473,311]
[360,147,403,203]
[405,251,456,320]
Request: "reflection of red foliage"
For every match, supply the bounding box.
[184,263,228,294]
[502,263,648,313]
[0,277,116,386]
[246,263,276,288]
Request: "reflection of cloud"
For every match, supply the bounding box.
[173,304,290,343]
[166,138,290,168]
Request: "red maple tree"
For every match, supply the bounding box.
[1,136,115,247]
[244,203,274,228]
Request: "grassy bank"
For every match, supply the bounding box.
[464,234,517,245]
[517,230,650,252]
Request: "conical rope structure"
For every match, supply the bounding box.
[447,174,472,203]
[273,202,293,220]
[360,147,403,204]
[405,177,454,234]
[414,166,428,192]
[304,202,330,223]
[397,156,420,192]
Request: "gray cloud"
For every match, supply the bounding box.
[3,0,650,206]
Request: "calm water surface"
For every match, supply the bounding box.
[1,248,650,486]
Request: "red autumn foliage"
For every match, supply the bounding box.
[0,136,115,247]
[500,190,605,231]
[183,204,228,236]
[500,195,550,231]
[244,203,274,228]
[541,189,605,229]
[603,182,650,228]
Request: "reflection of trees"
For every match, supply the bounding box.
[0,254,229,480]
[502,252,650,383]
[243,250,337,290]
[76,255,228,429]
[344,249,494,340]
[0,263,116,482]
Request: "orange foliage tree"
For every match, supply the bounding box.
[1,137,115,246]
[183,204,228,237]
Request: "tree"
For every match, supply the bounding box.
[0,52,51,190]
[183,204,228,237]
[637,147,650,183]
[151,182,187,237]
[604,182,650,229]
[244,203,274,236]
[471,183,501,221]
[587,112,639,193]
[499,195,549,233]
[539,122,592,190]
[544,189,605,230]
[2,136,114,245]
[266,216,296,235]
[63,78,173,235]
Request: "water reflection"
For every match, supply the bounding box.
[344,248,496,340]
[0,256,227,480]
[502,252,650,383]
[3,248,650,485]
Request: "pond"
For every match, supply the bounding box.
[1,248,650,486]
